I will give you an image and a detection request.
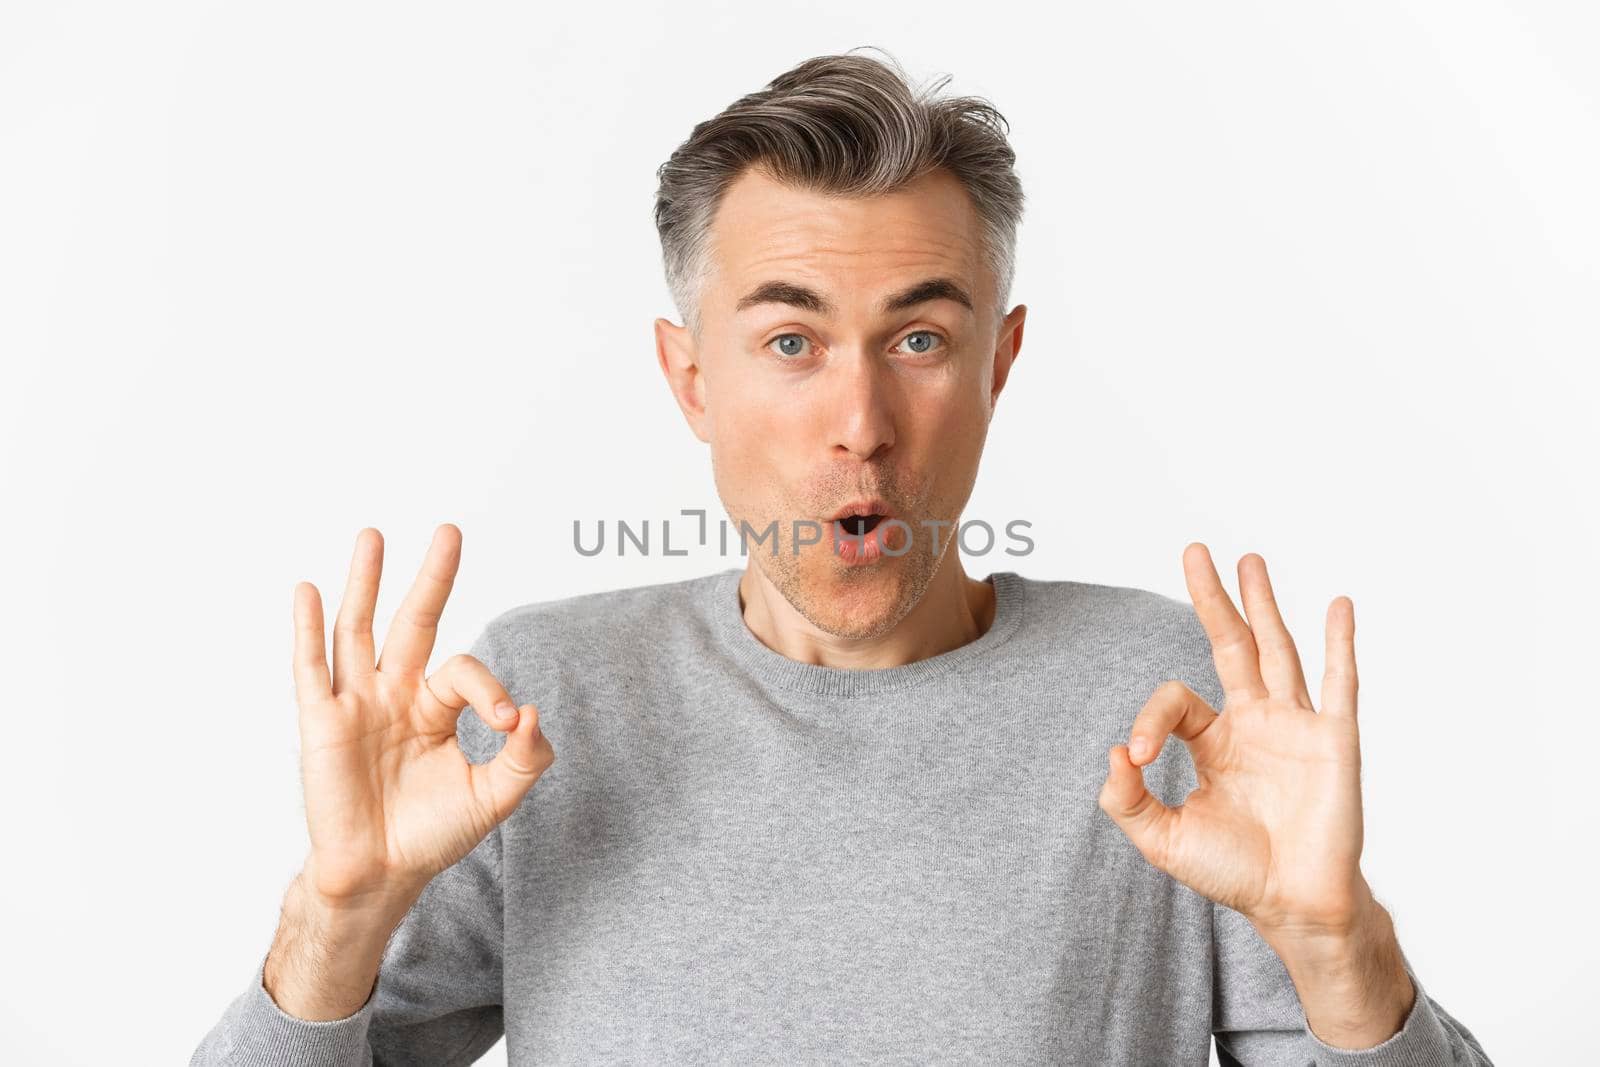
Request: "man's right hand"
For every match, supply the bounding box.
[291,523,555,917]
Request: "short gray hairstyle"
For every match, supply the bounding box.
[652,47,1025,338]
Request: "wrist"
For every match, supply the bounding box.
[1268,891,1394,979]
[1260,892,1416,1050]
[262,870,423,1023]
[1249,870,1378,948]
[292,866,422,940]
[300,854,429,921]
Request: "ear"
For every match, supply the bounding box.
[655,317,711,443]
[990,303,1027,407]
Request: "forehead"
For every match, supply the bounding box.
[706,164,985,308]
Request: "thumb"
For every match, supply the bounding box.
[1097,742,1175,868]
[474,703,555,824]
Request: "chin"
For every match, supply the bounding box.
[800,551,929,637]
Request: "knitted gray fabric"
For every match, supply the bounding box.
[192,567,1492,1065]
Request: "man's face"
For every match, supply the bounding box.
[656,164,1026,640]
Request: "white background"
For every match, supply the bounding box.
[2,2,1594,1062]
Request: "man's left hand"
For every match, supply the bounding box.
[1098,542,1372,942]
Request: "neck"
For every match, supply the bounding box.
[737,555,998,670]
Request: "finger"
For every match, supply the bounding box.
[1183,543,1269,703]
[1236,553,1313,708]
[471,701,556,824]
[422,653,525,736]
[292,581,333,703]
[1098,742,1177,870]
[1126,679,1222,767]
[332,528,383,692]
[1321,595,1359,719]
[376,524,462,676]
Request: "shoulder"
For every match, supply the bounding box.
[1003,572,1225,803]
[468,568,735,702]
[1011,572,1208,653]
[469,568,727,674]
[452,569,729,761]
[1004,571,1221,703]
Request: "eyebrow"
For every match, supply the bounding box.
[734,277,975,318]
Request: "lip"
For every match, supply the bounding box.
[826,497,895,523]
[832,518,895,565]
[825,498,900,566]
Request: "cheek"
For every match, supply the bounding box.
[709,366,818,451]
[709,384,789,451]
[902,373,988,443]
[706,398,796,510]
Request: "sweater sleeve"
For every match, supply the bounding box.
[190,627,512,1066]
[1210,899,1495,1066]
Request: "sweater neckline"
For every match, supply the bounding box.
[705,565,1026,697]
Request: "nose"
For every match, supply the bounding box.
[827,347,897,462]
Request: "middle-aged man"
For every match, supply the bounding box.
[193,49,1493,1065]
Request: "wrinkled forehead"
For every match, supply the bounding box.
[704,165,987,321]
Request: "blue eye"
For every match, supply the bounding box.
[767,331,944,360]
[899,330,943,355]
[768,333,811,359]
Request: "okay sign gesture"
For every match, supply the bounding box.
[293,525,556,915]
[1098,543,1369,942]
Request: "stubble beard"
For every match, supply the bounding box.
[753,509,954,642]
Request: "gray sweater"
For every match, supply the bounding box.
[191,567,1493,1065]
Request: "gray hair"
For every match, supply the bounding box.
[652,47,1025,339]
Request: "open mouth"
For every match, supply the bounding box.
[826,499,897,563]
[836,513,887,536]
[829,496,893,531]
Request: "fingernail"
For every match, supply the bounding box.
[1130,737,1148,761]
[494,702,517,722]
